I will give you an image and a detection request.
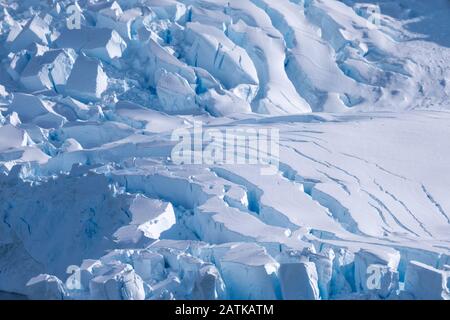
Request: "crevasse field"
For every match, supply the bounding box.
[0,0,449,300]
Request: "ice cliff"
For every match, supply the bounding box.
[0,0,450,300]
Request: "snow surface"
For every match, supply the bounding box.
[0,0,450,300]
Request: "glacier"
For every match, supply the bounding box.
[0,0,450,300]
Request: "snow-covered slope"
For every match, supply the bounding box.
[0,0,449,300]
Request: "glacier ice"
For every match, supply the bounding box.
[8,14,51,52]
[354,248,400,298]
[138,39,197,88]
[217,242,280,300]
[0,0,449,301]
[156,69,198,114]
[279,261,320,300]
[404,261,449,300]
[8,93,66,128]
[132,251,165,283]
[65,54,108,102]
[95,2,142,41]
[0,124,30,151]
[20,48,77,93]
[26,274,66,300]
[89,262,146,300]
[183,22,258,91]
[55,27,127,65]
[114,195,176,245]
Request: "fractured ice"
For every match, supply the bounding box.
[0,0,449,300]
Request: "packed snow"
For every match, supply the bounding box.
[0,0,449,300]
